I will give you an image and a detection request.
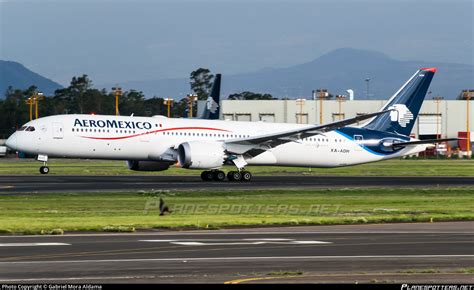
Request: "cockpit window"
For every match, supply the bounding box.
[25,126,35,132]
[17,126,27,131]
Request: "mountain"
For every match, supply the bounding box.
[0,60,63,97]
[109,48,473,100]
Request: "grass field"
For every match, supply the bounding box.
[0,158,473,176]
[1,188,473,234]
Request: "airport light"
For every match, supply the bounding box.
[163,98,174,118]
[433,96,443,139]
[187,94,198,118]
[465,91,472,158]
[25,92,44,120]
[365,78,371,99]
[433,95,444,158]
[33,92,44,119]
[336,95,346,121]
[112,85,122,116]
[296,98,306,124]
[314,89,328,124]
[25,97,34,121]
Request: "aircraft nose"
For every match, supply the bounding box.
[5,133,17,150]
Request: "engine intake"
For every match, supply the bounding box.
[178,141,226,169]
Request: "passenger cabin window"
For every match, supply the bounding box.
[25,126,35,132]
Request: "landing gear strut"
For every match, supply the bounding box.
[37,154,49,175]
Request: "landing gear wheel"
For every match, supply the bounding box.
[227,171,242,181]
[201,171,215,181]
[39,166,49,175]
[241,171,252,182]
[213,170,226,181]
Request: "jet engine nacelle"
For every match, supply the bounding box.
[126,160,172,171]
[177,141,226,169]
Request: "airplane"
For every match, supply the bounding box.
[5,68,456,181]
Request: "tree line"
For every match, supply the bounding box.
[0,68,274,138]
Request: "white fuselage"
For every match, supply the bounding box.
[8,114,426,168]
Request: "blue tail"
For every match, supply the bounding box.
[363,68,436,136]
[199,74,221,120]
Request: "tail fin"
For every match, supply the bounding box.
[199,73,221,120]
[363,68,436,136]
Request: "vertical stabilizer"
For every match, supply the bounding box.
[199,74,221,120]
[363,68,436,136]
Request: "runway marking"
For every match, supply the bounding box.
[225,276,301,284]
[291,241,331,244]
[172,242,268,246]
[243,238,293,241]
[0,243,70,247]
[1,255,473,265]
[139,239,332,246]
[139,240,178,243]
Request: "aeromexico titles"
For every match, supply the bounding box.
[5,69,456,181]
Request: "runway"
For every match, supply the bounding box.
[1,175,474,193]
[0,222,473,283]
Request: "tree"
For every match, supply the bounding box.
[0,86,38,137]
[143,97,166,117]
[54,75,93,114]
[120,90,146,116]
[171,97,189,118]
[227,91,276,100]
[190,68,214,100]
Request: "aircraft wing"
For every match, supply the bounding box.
[224,109,392,157]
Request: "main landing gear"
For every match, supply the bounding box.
[200,170,252,182]
[37,154,49,174]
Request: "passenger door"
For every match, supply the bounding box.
[52,123,64,139]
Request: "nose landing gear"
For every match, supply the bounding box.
[37,154,49,174]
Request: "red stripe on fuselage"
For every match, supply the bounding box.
[79,126,232,140]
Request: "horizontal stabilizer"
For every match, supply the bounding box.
[392,138,461,147]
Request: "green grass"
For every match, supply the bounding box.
[1,188,473,234]
[0,158,473,176]
[455,268,474,274]
[267,271,304,276]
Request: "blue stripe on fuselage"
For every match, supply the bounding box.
[335,127,410,156]
[335,130,386,156]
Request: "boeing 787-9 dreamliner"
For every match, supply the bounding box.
[5,68,455,181]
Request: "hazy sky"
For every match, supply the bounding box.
[1,0,473,85]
